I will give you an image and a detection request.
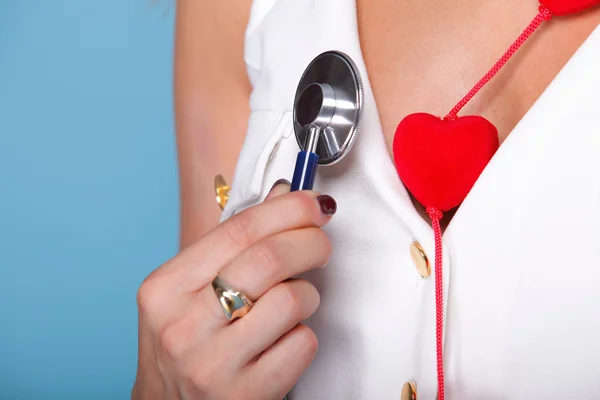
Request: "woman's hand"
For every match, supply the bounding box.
[132,181,336,400]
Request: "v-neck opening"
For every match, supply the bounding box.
[347,0,600,237]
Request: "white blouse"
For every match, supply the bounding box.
[221,1,600,398]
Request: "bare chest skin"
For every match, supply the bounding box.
[357,0,600,226]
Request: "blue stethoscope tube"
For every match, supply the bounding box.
[290,126,321,191]
[290,151,319,191]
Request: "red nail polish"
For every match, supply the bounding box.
[317,195,337,216]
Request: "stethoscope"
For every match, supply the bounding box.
[282,52,362,399]
[290,51,364,191]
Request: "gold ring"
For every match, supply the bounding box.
[212,276,253,321]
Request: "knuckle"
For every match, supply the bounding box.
[224,212,254,249]
[279,282,318,322]
[252,242,282,279]
[136,273,163,314]
[159,323,188,360]
[311,228,332,262]
[296,325,319,356]
[189,369,212,394]
[281,284,304,320]
[190,359,226,394]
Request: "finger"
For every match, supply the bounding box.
[221,279,320,365]
[264,179,291,201]
[218,227,331,300]
[242,324,318,400]
[162,192,336,293]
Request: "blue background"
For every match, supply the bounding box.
[0,1,178,398]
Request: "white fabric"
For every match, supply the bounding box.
[222,1,600,398]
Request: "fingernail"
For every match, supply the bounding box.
[317,195,337,216]
[269,178,290,192]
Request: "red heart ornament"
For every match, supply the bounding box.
[539,0,600,15]
[393,113,500,211]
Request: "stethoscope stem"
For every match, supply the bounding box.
[290,126,321,191]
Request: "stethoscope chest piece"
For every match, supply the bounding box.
[293,51,364,166]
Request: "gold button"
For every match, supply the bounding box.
[214,174,230,210]
[410,241,430,278]
[401,381,417,400]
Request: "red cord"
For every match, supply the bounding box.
[444,5,553,121]
[427,207,445,400]
[429,8,553,397]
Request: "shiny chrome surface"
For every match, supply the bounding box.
[293,51,364,165]
[296,83,337,128]
[306,126,321,154]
